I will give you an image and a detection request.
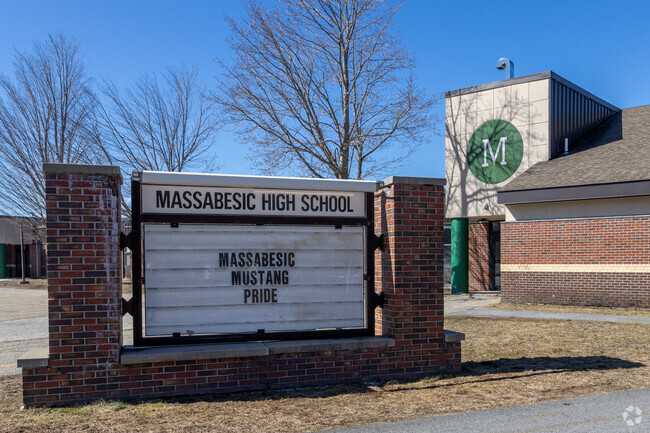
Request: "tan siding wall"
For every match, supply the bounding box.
[445,78,550,219]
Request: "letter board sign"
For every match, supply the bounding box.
[142,185,367,218]
[130,171,379,346]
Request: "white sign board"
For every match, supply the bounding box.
[141,185,367,218]
[143,224,365,336]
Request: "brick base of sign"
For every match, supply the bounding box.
[501,217,650,309]
[22,339,461,406]
[21,167,461,407]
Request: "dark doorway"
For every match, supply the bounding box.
[489,221,501,290]
[12,244,31,278]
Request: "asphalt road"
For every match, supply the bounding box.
[326,387,649,433]
[0,286,133,376]
[0,287,48,376]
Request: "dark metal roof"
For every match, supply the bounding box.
[499,105,650,200]
[549,78,618,158]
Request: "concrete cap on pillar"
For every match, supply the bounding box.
[43,163,123,184]
[381,176,446,188]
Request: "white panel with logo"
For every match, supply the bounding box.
[445,78,551,219]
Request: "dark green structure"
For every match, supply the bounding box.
[450,218,468,293]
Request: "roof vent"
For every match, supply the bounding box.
[496,58,514,79]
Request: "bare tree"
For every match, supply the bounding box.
[98,67,219,173]
[0,34,99,219]
[97,67,220,217]
[217,0,439,179]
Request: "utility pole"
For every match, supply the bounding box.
[35,239,40,279]
[20,224,29,284]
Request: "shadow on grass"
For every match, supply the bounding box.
[461,355,644,375]
[422,355,646,390]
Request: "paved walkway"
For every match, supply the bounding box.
[448,307,650,324]
[326,387,649,432]
[444,293,501,314]
[444,294,650,324]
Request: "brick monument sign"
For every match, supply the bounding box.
[18,163,463,407]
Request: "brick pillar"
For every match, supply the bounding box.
[374,177,448,369]
[468,221,490,291]
[23,163,122,407]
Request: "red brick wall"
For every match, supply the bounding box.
[22,170,460,407]
[24,167,124,406]
[501,217,650,308]
[374,181,452,361]
[468,221,490,291]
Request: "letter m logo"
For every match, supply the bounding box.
[481,137,507,167]
[468,120,523,184]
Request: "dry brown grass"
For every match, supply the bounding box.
[488,301,650,317]
[1,316,648,432]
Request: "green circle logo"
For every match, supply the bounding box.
[467,120,523,184]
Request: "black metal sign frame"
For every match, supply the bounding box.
[129,174,381,347]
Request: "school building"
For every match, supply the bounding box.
[445,71,649,308]
[0,216,46,279]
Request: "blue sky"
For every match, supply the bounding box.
[1,0,649,179]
